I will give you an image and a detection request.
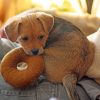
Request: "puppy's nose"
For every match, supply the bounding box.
[31,49,39,55]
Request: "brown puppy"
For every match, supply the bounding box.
[2,10,95,100]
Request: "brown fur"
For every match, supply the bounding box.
[1,10,95,100]
[44,17,94,82]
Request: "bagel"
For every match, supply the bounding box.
[0,47,44,88]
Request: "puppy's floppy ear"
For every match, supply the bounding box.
[36,12,54,33]
[0,27,7,38]
[4,19,21,42]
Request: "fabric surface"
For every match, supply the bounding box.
[0,38,20,60]
[0,38,100,100]
[78,77,100,100]
[0,75,70,100]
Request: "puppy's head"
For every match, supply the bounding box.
[4,12,54,55]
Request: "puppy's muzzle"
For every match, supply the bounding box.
[31,49,39,55]
[24,48,44,55]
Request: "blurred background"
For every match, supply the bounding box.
[0,0,100,35]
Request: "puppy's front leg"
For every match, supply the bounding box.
[62,74,79,100]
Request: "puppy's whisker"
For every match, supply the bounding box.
[38,48,44,55]
[23,49,33,56]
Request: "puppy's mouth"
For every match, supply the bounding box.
[23,48,44,56]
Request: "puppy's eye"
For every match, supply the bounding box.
[38,35,44,40]
[21,36,28,41]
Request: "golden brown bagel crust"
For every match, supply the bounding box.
[0,47,44,88]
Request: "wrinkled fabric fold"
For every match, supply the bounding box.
[78,77,100,100]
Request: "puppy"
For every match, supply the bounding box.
[1,10,95,100]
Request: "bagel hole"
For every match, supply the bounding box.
[17,62,28,71]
